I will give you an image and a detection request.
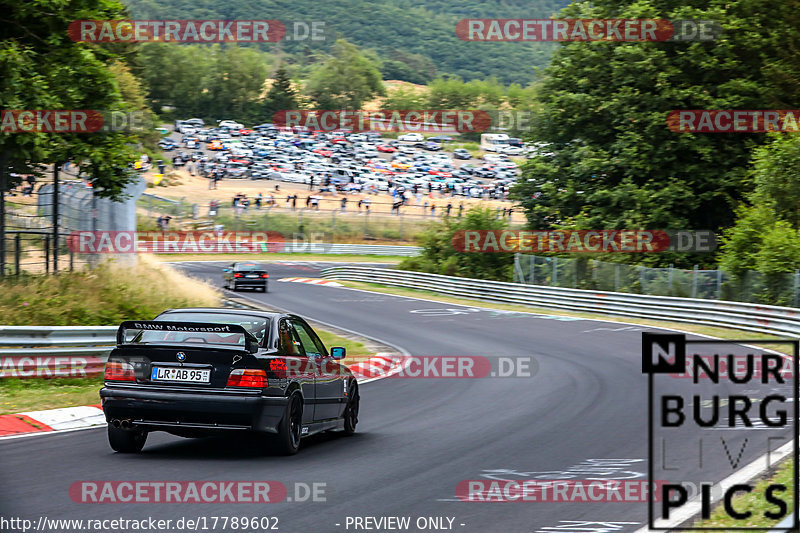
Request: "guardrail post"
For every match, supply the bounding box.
[668,264,674,295]
[717,269,723,299]
[794,269,799,308]
[530,255,535,285]
[14,233,20,275]
[552,257,558,286]
[615,264,620,292]
[44,235,50,274]
[692,265,698,298]
[640,266,645,293]
[69,246,74,271]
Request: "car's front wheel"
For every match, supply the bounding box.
[108,424,147,453]
[273,394,302,455]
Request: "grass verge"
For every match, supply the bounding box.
[0,255,220,326]
[692,458,795,528]
[0,377,105,415]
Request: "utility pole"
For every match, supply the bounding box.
[53,163,60,273]
[0,153,8,278]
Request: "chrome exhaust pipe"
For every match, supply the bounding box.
[111,419,121,428]
[120,419,132,429]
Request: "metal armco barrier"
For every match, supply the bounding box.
[139,242,420,256]
[280,243,421,256]
[0,326,116,378]
[0,299,249,378]
[320,266,800,338]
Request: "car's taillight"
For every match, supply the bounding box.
[261,273,269,278]
[234,273,243,278]
[105,361,136,381]
[227,369,267,388]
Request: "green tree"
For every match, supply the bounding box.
[0,0,140,196]
[139,44,210,117]
[305,40,385,109]
[380,86,428,110]
[263,65,298,118]
[426,77,481,109]
[750,133,800,229]
[512,0,800,264]
[398,207,514,280]
[201,45,270,123]
[719,133,800,278]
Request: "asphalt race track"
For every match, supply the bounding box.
[0,261,794,533]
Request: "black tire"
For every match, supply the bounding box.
[263,283,269,293]
[274,394,303,455]
[342,382,359,435]
[108,424,147,453]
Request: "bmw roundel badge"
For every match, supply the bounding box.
[176,352,186,362]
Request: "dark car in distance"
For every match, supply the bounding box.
[100,308,359,455]
[223,262,269,292]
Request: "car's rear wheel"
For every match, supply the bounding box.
[274,394,302,455]
[108,424,147,453]
[343,382,359,435]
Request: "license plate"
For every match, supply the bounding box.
[246,274,259,278]
[151,367,211,383]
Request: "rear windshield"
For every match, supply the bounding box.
[131,312,269,346]
[234,263,265,271]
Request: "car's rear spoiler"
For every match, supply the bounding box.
[116,321,259,352]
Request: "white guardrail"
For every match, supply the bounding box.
[279,243,421,256]
[320,266,800,338]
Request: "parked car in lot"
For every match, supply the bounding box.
[453,148,471,160]
[399,132,424,142]
[500,145,524,156]
[424,142,443,151]
[100,308,359,455]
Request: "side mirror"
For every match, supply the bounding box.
[330,346,346,360]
